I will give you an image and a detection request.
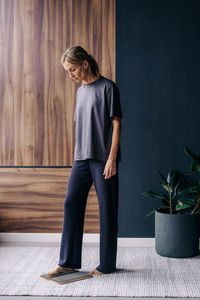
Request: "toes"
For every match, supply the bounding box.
[90,269,104,276]
[48,271,55,275]
[47,266,66,276]
[48,269,59,276]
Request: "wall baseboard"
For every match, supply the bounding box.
[0,233,155,247]
[1,233,199,247]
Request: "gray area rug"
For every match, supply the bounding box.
[0,246,200,297]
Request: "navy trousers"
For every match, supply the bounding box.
[58,159,119,274]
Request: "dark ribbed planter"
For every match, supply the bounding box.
[155,208,200,258]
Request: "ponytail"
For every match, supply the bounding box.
[61,46,101,78]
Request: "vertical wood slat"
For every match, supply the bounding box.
[0,0,115,166]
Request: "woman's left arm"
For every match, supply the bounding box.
[103,117,122,179]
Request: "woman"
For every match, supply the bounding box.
[48,46,123,276]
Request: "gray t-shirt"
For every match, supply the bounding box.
[73,76,123,162]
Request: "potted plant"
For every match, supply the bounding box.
[142,147,200,258]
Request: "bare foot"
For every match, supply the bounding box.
[47,266,73,276]
[90,268,104,276]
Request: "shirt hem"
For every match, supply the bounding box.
[74,155,121,162]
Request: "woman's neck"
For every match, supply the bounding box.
[82,74,100,86]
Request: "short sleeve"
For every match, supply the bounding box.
[73,91,78,121]
[106,83,123,120]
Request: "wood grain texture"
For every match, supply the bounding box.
[0,0,115,166]
[0,0,115,233]
[0,168,99,233]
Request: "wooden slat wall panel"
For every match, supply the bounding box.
[0,0,115,166]
[0,169,99,233]
[0,0,115,233]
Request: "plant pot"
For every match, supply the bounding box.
[155,208,200,258]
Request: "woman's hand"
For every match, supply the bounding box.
[103,158,117,179]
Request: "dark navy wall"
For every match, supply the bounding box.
[116,0,200,237]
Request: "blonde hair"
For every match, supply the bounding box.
[61,46,101,78]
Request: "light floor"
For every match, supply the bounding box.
[0,241,198,300]
[0,296,198,300]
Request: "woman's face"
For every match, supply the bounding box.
[62,60,88,83]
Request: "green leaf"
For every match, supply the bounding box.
[142,191,168,200]
[184,147,200,164]
[145,209,156,218]
[167,168,177,188]
[176,201,194,211]
[160,184,172,193]
[174,174,191,195]
[191,162,200,172]
[176,203,193,210]
[158,171,168,184]
[176,196,197,211]
[177,197,196,205]
[178,185,199,195]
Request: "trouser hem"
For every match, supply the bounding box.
[58,264,81,269]
[96,266,117,274]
